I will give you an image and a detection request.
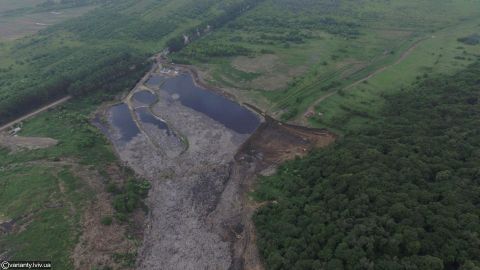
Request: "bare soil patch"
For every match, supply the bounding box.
[232,54,279,73]
[0,135,57,151]
[211,116,336,270]
[376,29,412,40]
[238,117,336,164]
[250,64,307,92]
[72,162,144,270]
[231,54,308,91]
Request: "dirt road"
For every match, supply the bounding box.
[0,96,71,132]
[302,37,428,121]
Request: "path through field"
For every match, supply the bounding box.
[301,37,428,121]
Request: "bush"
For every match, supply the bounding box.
[112,179,150,216]
[100,216,113,226]
[458,34,480,45]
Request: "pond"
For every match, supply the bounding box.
[136,107,172,136]
[154,74,260,134]
[146,75,164,88]
[109,103,140,142]
[133,90,157,106]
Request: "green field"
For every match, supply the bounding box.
[0,89,151,268]
[0,97,112,269]
[312,16,480,133]
[170,0,480,132]
[0,165,90,269]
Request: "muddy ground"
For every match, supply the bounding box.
[97,58,336,270]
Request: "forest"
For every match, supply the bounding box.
[253,61,480,269]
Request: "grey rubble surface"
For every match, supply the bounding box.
[105,83,256,269]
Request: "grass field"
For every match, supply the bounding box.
[171,0,480,132]
[312,17,480,133]
[0,165,90,269]
[0,95,113,268]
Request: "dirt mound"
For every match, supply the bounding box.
[238,116,336,164]
[0,135,57,151]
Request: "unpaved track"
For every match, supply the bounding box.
[302,37,428,121]
[344,37,426,91]
[0,96,71,132]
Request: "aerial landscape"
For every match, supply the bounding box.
[0,0,479,269]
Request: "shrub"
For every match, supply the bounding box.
[100,216,113,226]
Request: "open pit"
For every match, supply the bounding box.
[95,58,336,270]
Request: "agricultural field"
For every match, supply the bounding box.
[171,0,480,132]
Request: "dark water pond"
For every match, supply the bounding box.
[156,74,260,134]
[133,91,157,105]
[136,107,172,135]
[146,75,164,88]
[109,103,140,141]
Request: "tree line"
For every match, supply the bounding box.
[0,43,149,125]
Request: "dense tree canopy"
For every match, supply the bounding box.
[254,61,480,269]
